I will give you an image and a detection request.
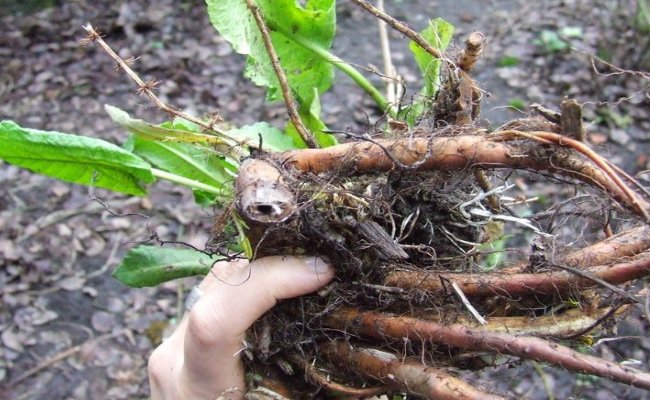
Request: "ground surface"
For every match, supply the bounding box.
[1,0,649,399]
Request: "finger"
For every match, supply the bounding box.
[180,256,334,397]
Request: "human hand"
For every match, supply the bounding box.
[148,256,334,400]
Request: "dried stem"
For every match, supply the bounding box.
[560,98,585,141]
[9,329,129,386]
[321,341,505,400]
[376,0,400,105]
[458,32,485,72]
[80,24,245,145]
[244,0,317,148]
[473,169,501,213]
[326,308,650,390]
[451,281,486,325]
[349,0,449,63]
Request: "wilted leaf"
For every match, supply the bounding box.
[105,105,225,146]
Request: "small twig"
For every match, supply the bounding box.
[451,281,486,325]
[16,198,141,242]
[646,283,650,325]
[473,169,502,213]
[470,208,552,238]
[244,0,317,149]
[9,329,128,386]
[349,0,451,64]
[582,48,650,79]
[89,194,150,220]
[86,232,123,279]
[496,129,650,221]
[594,335,650,347]
[80,24,245,146]
[458,183,513,219]
[530,103,561,124]
[355,281,406,294]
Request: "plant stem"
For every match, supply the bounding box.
[269,22,394,116]
[151,168,224,197]
[246,0,317,148]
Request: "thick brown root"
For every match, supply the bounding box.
[288,354,392,397]
[277,133,650,218]
[325,308,650,391]
[385,250,650,298]
[321,341,505,400]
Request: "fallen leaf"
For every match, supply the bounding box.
[58,275,86,291]
[1,325,25,352]
[13,306,58,327]
[91,311,116,333]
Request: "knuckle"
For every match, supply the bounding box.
[147,347,170,384]
[186,301,229,348]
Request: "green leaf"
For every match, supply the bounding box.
[129,136,234,205]
[478,221,509,271]
[205,0,336,105]
[232,212,253,259]
[559,26,583,38]
[536,30,569,53]
[226,122,298,152]
[397,99,428,126]
[106,105,236,205]
[113,246,218,287]
[0,120,154,195]
[409,18,454,97]
[497,55,520,68]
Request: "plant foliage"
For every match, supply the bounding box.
[0,120,154,195]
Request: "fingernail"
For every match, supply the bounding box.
[304,256,333,275]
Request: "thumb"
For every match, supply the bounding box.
[179,256,334,396]
[196,255,335,338]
